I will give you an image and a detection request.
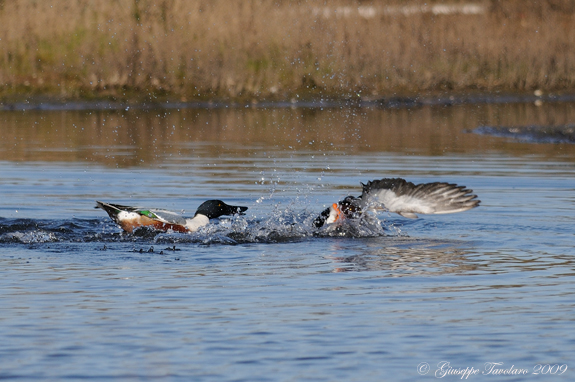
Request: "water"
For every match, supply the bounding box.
[1,102,574,381]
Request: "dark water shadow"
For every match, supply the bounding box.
[473,124,575,144]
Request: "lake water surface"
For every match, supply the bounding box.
[1,101,574,381]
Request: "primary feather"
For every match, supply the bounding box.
[360,178,480,218]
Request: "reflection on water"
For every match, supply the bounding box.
[2,101,575,167]
[326,240,479,275]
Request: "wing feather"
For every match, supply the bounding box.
[360,178,480,218]
[96,201,187,225]
[147,209,187,225]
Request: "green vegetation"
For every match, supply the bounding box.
[1,0,574,102]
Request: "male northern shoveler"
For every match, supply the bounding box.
[96,200,248,233]
[313,178,480,228]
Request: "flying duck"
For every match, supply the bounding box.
[96,200,248,233]
[313,178,480,228]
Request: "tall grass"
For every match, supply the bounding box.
[1,0,574,101]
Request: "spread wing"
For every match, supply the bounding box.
[360,178,480,218]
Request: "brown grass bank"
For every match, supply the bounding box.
[1,0,574,102]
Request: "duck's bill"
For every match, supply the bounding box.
[226,204,248,215]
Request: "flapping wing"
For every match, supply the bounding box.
[360,178,480,218]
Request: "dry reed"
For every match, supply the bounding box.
[1,0,574,101]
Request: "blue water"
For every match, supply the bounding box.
[1,104,574,381]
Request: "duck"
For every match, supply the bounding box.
[313,178,480,228]
[96,200,248,233]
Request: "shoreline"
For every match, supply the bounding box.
[2,91,575,112]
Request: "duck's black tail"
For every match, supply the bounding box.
[95,201,126,222]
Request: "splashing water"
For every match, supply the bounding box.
[0,203,402,246]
